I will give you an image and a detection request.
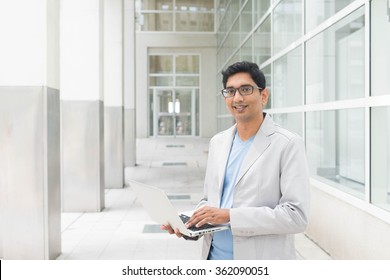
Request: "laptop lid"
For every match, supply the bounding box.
[129,180,229,237]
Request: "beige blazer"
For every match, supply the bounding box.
[198,114,310,260]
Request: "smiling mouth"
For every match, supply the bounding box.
[233,104,248,112]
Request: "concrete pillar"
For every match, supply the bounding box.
[124,0,137,167]
[60,0,105,212]
[104,0,124,188]
[0,0,61,259]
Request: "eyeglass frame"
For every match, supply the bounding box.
[221,85,263,98]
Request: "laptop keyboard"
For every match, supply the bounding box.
[179,214,216,232]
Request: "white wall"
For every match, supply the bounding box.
[60,0,104,101]
[0,0,59,88]
[307,185,390,259]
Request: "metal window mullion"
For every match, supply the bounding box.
[364,0,371,203]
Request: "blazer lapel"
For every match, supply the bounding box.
[216,125,236,200]
[235,114,275,186]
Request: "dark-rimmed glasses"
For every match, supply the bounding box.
[221,85,262,98]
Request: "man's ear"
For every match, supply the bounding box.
[261,88,269,106]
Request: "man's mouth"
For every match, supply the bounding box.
[233,104,248,112]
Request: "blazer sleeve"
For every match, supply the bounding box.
[230,136,310,236]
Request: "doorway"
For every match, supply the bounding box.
[153,88,198,137]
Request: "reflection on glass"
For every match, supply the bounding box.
[273,0,302,54]
[305,0,354,32]
[141,13,173,31]
[176,13,214,32]
[273,46,302,108]
[371,107,390,211]
[149,55,173,73]
[306,109,365,198]
[176,55,199,74]
[371,0,390,96]
[149,76,173,86]
[176,76,199,86]
[240,37,253,62]
[262,64,271,110]
[240,0,253,40]
[254,0,270,23]
[141,0,173,10]
[272,112,303,136]
[254,16,271,65]
[306,7,365,104]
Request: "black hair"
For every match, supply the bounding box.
[222,61,266,89]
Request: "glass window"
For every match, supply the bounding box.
[175,55,199,74]
[273,46,302,108]
[240,37,253,62]
[254,16,271,65]
[149,54,200,136]
[141,12,173,31]
[138,0,214,32]
[262,64,271,110]
[306,7,365,104]
[371,0,390,96]
[149,55,173,73]
[273,0,302,54]
[240,0,253,41]
[306,108,365,199]
[272,112,303,136]
[371,106,390,211]
[254,0,270,23]
[305,0,355,32]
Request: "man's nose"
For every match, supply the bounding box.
[232,89,244,101]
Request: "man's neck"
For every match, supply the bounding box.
[236,113,265,141]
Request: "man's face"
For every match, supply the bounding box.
[224,72,268,124]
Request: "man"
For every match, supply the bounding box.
[162,61,310,260]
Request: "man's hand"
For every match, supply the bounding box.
[160,224,183,238]
[185,206,230,228]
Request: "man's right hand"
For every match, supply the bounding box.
[160,224,184,238]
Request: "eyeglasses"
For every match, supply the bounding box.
[221,85,262,98]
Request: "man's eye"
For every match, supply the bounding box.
[241,87,251,92]
[227,89,235,94]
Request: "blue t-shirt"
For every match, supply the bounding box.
[208,131,255,260]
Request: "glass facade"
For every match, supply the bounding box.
[216,0,390,212]
[136,0,215,32]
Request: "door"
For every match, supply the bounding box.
[153,88,197,137]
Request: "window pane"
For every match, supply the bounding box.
[254,16,271,65]
[175,55,199,74]
[273,0,302,54]
[254,0,270,23]
[176,76,199,86]
[149,76,173,86]
[306,7,365,104]
[305,0,354,32]
[371,0,390,96]
[141,0,173,10]
[306,109,365,199]
[240,0,253,40]
[273,112,303,136]
[240,37,252,62]
[273,46,302,108]
[262,64,271,110]
[175,0,214,12]
[176,12,214,32]
[141,13,173,31]
[149,55,173,74]
[371,106,390,211]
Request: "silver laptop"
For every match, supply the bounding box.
[129,180,230,237]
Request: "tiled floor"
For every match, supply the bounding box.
[57,137,331,260]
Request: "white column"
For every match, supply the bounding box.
[60,0,105,211]
[104,0,124,188]
[0,0,61,259]
[124,0,137,167]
